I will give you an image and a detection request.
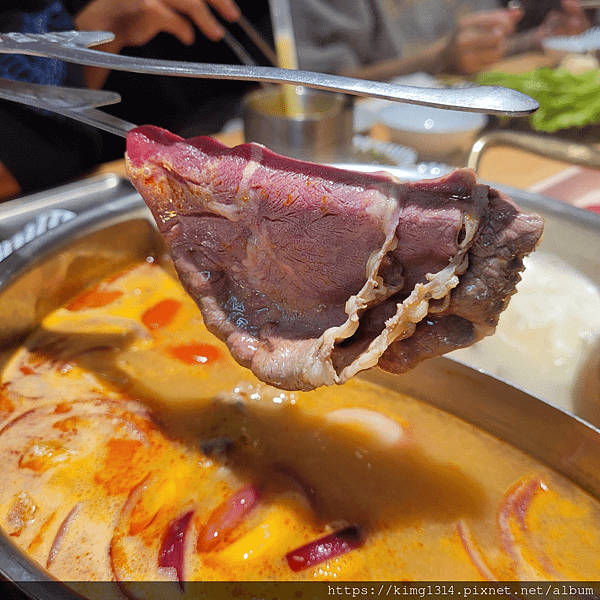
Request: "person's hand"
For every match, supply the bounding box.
[74,0,241,52]
[533,0,590,46]
[73,0,241,88]
[450,7,523,74]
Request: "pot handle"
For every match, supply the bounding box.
[467,130,600,172]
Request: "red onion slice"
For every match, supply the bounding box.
[456,520,498,581]
[285,526,363,572]
[498,476,561,580]
[158,509,194,585]
[47,503,81,568]
[197,485,260,552]
[110,474,153,583]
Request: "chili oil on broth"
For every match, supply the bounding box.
[0,261,599,583]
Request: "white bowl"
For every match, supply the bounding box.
[376,103,487,162]
[353,72,488,162]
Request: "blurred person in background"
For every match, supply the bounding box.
[501,0,595,33]
[0,0,272,200]
[0,0,101,200]
[291,0,592,80]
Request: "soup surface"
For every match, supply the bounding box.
[451,251,600,414]
[1,261,599,582]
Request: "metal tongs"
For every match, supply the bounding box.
[0,76,135,137]
[0,30,539,116]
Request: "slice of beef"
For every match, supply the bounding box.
[125,125,543,391]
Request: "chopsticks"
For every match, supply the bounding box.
[237,15,277,65]
[222,13,278,67]
[221,29,259,67]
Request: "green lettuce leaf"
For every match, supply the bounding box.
[476,67,600,132]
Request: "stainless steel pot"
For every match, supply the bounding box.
[1,170,600,593]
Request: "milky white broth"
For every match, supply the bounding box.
[451,251,600,415]
[1,261,600,584]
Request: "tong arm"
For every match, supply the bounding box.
[0,77,135,137]
[0,31,540,116]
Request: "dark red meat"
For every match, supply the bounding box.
[125,125,543,391]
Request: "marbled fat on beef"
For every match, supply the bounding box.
[125,125,543,391]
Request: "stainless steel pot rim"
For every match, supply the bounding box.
[0,185,147,291]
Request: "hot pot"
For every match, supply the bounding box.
[1,169,600,595]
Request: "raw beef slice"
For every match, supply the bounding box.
[125,125,544,391]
